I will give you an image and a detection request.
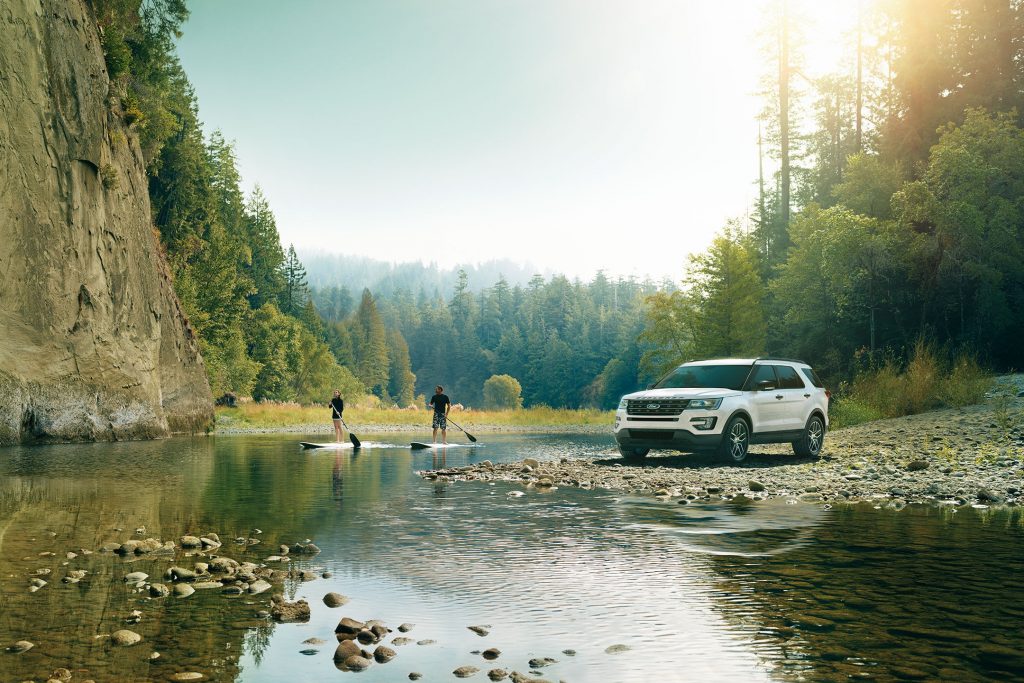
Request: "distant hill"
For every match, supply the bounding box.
[300,252,551,297]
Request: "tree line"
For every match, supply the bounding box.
[312,273,658,409]
[644,0,1024,382]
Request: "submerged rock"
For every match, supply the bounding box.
[454,665,480,678]
[111,630,141,646]
[271,595,310,623]
[6,640,33,653]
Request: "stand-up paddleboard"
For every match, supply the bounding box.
[300,441,358,449]
[410,442,477,449]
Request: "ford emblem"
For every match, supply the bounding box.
[647,404,660,409]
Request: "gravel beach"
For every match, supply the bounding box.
[422,376,1024,508]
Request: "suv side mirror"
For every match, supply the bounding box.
[757,380,776,391]
[646,383,655,390]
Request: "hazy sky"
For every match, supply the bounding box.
[177,0,856,281]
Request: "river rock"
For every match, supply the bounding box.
[977,488,1003,502]
[374,645,397,663]
[50,668,72,682]
[170,674,204,681]
[248,579,272,595]
[468,625,490,636]
[271,596,310,622]
[906,460,929,471]
[148,583,169,597]
[605,644,631,654]
[323,592,348,607]
[168,566,197,582]
[191,581,224,590]
[528,657,556,667]
[483,647,501,660]
[454,666,480,678]
[748,480,766,492]
[357,630,377,645]
[398,623,414,632]
[111,630,141,646]
[336,617,366,635]
[298,570,317,581]
[180,535,202,548]
[344,655,372,671]
[290,542,321,554]
[200,537,221,550]
[334,640,362,662]
[6,640,33,653]
[487,670,509,681]
[409,674,423,681]
[208,557,238,573]
[392,637,414,646]
[124,571,148,583]
[523,458,540,469]
[173,583,195,598]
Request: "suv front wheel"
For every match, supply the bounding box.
[718,416,750,463]
[618,445,649,463]
[792,415,825,458]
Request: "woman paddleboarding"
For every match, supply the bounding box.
[329,389,345,443]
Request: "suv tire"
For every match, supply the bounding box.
[618,445,649,463]
[792,415,825,458]
[718,416,750,463]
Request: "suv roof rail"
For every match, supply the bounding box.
[753,356,809,365]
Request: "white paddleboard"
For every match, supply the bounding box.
[299,441,356,449]
[410,442,477,449]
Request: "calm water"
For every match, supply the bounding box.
[0,433,1021,682]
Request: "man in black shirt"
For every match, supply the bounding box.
[429,385,451,444]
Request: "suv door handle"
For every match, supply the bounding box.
[803,393,811,398]
[775,394,783,400]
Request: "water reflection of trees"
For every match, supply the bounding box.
[703,504,1024,681]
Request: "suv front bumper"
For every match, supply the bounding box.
[614,427,721,453]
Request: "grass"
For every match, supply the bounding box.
[830,344,992,429]
[216,402,614,430]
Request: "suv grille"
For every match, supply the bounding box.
[626,399,688,416]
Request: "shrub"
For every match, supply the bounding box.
[937,354,989,408]
[903,340,940,414]
[482,374,523,410]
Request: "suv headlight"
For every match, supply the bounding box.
[686,398,723,410]
[617,397,628,410]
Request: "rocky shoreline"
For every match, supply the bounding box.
[423,377,1024,509]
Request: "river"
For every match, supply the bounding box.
[0,433,1021,682]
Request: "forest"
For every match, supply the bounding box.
[97,0,1024,410]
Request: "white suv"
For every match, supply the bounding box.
[613,358,829,463]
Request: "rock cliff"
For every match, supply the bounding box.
[0,0,213,445]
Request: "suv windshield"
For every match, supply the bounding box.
[655,364,752,391]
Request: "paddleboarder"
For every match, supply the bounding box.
[429,385,451,444]
[329,389,345,443]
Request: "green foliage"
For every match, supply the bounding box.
[844,343,990,420]
[483,374,523,410]
[828,396,884,430]
[351,289,390,399]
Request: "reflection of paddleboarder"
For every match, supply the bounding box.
[328,390,345,442]
[332,452,344,506]
[429,385,451,444]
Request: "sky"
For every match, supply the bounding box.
[176,0,858,282]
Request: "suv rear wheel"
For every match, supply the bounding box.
[618,445,649,463]
[792,415,825,458]
[718,416,750,463]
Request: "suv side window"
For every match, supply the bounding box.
[773,365,805,389]
[800,367,824,388]
[745,364,777,390]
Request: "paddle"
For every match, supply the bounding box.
[445,417,477,443]
[333,406,361,448]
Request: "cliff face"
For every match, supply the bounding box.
[0,0,213,445]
